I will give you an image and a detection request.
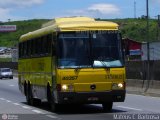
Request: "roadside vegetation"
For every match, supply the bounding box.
[0,18,159,47]
[0,19,50,47]
[0,58,12,62]
[109,18,159,42]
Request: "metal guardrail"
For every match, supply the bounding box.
[0,62,18,70]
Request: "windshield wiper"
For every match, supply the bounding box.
[93,60,109,68]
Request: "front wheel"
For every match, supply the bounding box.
[102,102,113,112]
[47,87,59,112]
[50,99,59,112]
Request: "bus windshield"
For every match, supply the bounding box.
[58,32,124,68]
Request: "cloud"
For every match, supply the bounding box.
[0,8,10,15]
[150,0,160,4]
[152,0,160,2]
[0,0,44,8]
[0,8,11,21]
[66,3,120,18]
[0,0,45,21]
[88,3,120,15]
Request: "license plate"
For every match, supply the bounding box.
[88,97,99,101]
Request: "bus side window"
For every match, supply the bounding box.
[19,43,21,58]
[41,36,45,55]
[26,41,30,57]
[52,33,56,56]
[24,41,27,58]
[47,34,52,54]
[30,39,34,56]
[21,43,24,58]
[35,38,39,55]
[19,43,22,58]
[28,40,31,57]
[43,36,48,55]
[39,38,43,55]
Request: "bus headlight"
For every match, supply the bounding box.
[112,83,123,89]
[118,83,123,88]
[62,84,74,91]
[62,84,68,91]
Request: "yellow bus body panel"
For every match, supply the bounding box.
[57,68,125,92]
[18,57,52,86]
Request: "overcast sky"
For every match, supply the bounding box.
[0,0,160,22]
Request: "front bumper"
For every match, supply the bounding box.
[0,75,13,78]
[55,90,126,104]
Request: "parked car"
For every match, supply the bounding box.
[0,68,13,79]
[0,49,5,54]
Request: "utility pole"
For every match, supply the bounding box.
[158,15,160,40]
[145,0,150,92]
[134,0,136,18]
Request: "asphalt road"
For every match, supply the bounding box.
[0,78,160,120]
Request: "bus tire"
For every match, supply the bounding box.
[26,84,31,105]
[50,99,59,112]
[102,102,113,112]
[24,82,27,96]
[26,84,35,106]
[47,86,58,112]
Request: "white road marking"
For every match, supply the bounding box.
[0,97,52,115]
[127,94,160,99]
[6,100,11,103]
[13,103,20,106]
[116,106,142,111]
[32,110,44,114]
[127,94,147,98]
[46,115,58,119]
[22,106,31,109]
[9,85,15,87]
[0,98,5,100]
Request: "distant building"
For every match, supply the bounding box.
[142,41,160,61]
[123,38,142,61]
[11,49,18,62]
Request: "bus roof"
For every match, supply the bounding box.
[20,17,119,42]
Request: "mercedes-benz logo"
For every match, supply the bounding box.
[90,84,96,90]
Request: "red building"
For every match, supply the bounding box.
[123,38,142,61]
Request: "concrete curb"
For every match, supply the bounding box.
[127,79,160,97]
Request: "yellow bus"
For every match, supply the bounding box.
[18,17,126,112]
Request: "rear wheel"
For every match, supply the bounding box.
[102,102,113,112]
[26,84,36,106]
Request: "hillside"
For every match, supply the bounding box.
[110,18,158,42]
[0,19,50,47]
[0,18,159,47]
